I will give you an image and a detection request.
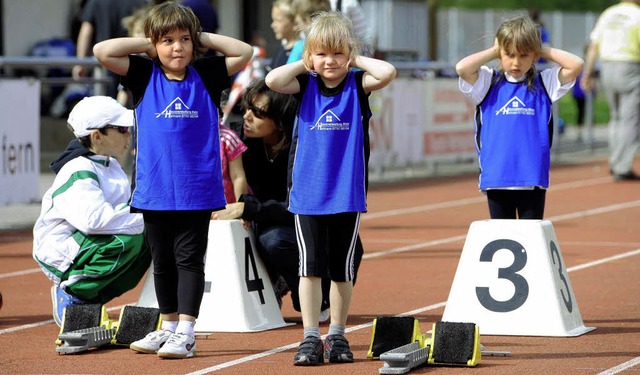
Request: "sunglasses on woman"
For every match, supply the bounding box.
[104,125,130,134]
[246,104,269,119]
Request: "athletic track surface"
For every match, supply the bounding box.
[1,155,638,375]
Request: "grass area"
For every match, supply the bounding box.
[557,90,610,128]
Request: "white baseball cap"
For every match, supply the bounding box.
[68,96,134,138]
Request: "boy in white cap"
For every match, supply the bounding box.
[33,96,151,327]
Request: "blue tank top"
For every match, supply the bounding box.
[289,71,367,214]
[131,62,225,210]
[476,72,552,189]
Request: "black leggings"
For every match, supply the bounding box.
[486,188,546,219]
[142,210,211,317]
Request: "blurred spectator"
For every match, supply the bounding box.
[181,0,219,33]
[581,0,640,181]
[529,8,550,65]
[330,0,373,56]
[72,0,147,98]
[572,45,596,143]
[287,0,331,64]
[269,0,299,69]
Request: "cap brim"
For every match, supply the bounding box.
[110,109,135,127]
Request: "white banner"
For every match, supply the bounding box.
[0,79,41,205]
[369,77,476,174]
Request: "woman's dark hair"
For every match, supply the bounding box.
[242,79,299,155]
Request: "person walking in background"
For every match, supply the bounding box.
[266,11,396,366]
[456,15,583,220]
[93,1,252,359]
[72,0,148,98]
[581,0,640,181]
[33,96,151,327]
[269,0,299,69]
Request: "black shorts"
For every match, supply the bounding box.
[294,212,360,282]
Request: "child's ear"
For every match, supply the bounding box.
[91,129,104,143]
[302,52,313,71]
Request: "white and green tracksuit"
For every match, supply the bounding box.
[33,151,150,304]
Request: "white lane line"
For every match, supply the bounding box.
[0,267,40,279]
[567,249,640,272]
[597,357,640,375]
[363,176,613,221]
[547,200,640,222]
[362,200,640,260]
[185,302,448,375]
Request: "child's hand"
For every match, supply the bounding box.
[145,39,157,59]
[211,202,244,220]
[492,38,501,59]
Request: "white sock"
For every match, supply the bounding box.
[161,320,177,333]
[176,320,195,338]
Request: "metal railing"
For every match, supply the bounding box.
[0,56,111,94]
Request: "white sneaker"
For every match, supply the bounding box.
[130,329,173,354]
[157,332,196,359]
[319,308,330,325]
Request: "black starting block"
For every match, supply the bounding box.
[371,319,484,374]
[56,304,161,354]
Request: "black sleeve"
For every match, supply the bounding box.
[294,73,309,102]
[194,56,231,111]
[355,69,371,118]
[120,55,153,107]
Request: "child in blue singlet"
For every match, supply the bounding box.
[93,1,252,359]
[265,11,396,366]
[456,15,583,219]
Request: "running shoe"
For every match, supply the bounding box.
[324,334,354,363]
[293,337,324,366]
[130,329,173,354]
[157,332,196,359]
[51,285,85,327]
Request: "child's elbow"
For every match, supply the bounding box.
[570,58,585,79]
[265,73,278,90]
[242,44,254,62]
[455,62,466,77]
[92,43,104,61]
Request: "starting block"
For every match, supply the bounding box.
[56,326,117,354]
[374,319,482,374]
[56,304,161,353]
[379,342,428,374]
[137,220,291,333]
[368,316,424,359]
[442,220,595,336]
